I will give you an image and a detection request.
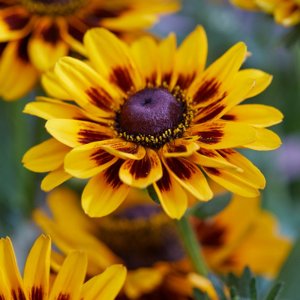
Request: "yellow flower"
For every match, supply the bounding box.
[230,0,300,27]
[23,26,283,219]
[192,194,292,278]
[0,0,179,101]
[34,188,291,299]
[0,234,126,299]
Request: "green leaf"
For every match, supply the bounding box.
[276,236,300,299]
[146,185,160,204]
[191,194,231,219]
[250,278,258,300]
[193,288,209,300]
[264,282,283,300]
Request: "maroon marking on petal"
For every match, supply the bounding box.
[166,157,195,180]
[176,72,196,90]
[41,22,60,45]
[222,114,236,121]
[193,79,221,105]
[86,87,114,112]
[17,36,30,62]
[30,286,43,300]
[116,145,139,155]
[0,42,7,56]
[197,128,224,145]
[4,13,29,30]
[78,129,111,144]
[204,167,221,176]
[198,148,217,157]
[218,149,235,158]
[220,255,238,268]
[197,103,225,123]
[193,219,227,248]
[90,149,114,165]
[110,67,133,93]
[67,23,84,42]
[167,143,186,154]
[128,155,151,180]
[146,72,157,86]
[161,72,171,85]
[11,288,26,300]
[104,159,124,188]
[57,294,70,300]
[156,165,171,191]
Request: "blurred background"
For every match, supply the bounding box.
[0,0,300,297]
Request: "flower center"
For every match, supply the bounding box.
[21,0,86,15]
[115,87,193,149]
[97,204,185,270]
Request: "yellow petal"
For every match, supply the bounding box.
[223,104,283,127]
[171,26,207,90]
[119,149,162,188]
[245,127,282,150]
[45,119,113,148]
[22,138,70,172]
[0,237,26,298]
[28,19,68,71]
[0,40,39,101]
[97,138,146,160]
[42,71,70,100]
[81,265,126,300]
[23,98,86,120]
[23,235,50,300]
[203,167,260,197]
[234,69,272,99]
[84,28,143,93]
[49,251,87,300]
[65,144,118,178]
[130,35,159,85]
[124,268,163,299]
[54,56,120,117]
[0,6,32,41]
[153,165,188,219]
[218,149,266,189]
[162,139,199,158]
[41,167,72,192]
[158,33,176,85]
[191,121,256,149]
[82,160,130,217]
[188,42,247,105]
[163,157,213,201]
[274,2,300,26]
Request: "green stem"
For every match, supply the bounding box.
[177,214,208,276]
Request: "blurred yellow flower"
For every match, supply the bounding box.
[34,188,291,299]
[231,0,300,27]
[0,234,126,299]
[23,26,283,219]
[0,0,179,100]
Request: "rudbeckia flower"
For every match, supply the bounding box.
[33,188,291,299]
[23,26,283,219]
[0,234,126,299]
[230,0,300,27]
[0,0,179,100]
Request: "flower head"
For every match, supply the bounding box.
[230,0,300,27]
[0,0,179,100]
[34,187,291,299]
[0,234,126,299]
[23,26,283,219]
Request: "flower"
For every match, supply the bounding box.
[23,26,283,219]
[230,0,300,27]
[0,0,179,100]
[0,234,126,299]
[33,187,291,299]
[192,194,292,278]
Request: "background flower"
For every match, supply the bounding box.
[0,0,179,100]
[33,188,290,298]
